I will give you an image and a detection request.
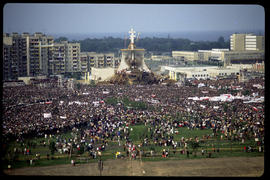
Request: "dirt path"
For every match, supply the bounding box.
[3,156,264,176]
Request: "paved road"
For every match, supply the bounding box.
[3,156,264,176]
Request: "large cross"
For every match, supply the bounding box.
[129,28,136,44]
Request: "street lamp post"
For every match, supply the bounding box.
[98,151,103,176]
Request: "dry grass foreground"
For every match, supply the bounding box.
[4,156,264,177]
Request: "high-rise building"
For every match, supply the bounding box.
[3,33,28,80]
[49,41,81,75]
[2,32,87,80]
[66,42,81,73]
[26,32,54,76]
[3,32,55,79]
[230,33,265,51]
[50,42,66,75]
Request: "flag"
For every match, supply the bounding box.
[45,101,52,104]
[252,106,258,111]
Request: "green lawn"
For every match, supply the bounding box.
[2,125,263,170]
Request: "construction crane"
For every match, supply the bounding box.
[136,32,141,41]
[124,34,128,48]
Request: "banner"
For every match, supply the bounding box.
[60,115,67,119]
[93,101,100,107]
[198,83,205,88]
[103,91,110,94]
[44,113,52,118]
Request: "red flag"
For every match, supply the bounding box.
[252,106,258,111]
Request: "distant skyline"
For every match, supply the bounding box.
[3,3,265,35]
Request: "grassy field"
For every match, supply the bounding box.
[2,124,263,170]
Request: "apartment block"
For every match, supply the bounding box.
[50,41,81,74]
[230,33,265,51]
[80,52,116,70]
[3,33,28,80]
[27,32,54,76]
[50,42,66,75]
[66,42,81,73]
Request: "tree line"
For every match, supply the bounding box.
[55,36,229,53]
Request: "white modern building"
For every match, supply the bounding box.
[162,66,243,81]
[90,67,115,81]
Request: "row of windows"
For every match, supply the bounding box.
[192,74,209,77]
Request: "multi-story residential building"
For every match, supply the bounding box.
[79,52,89,73]
[66,42,81,73]
[48,41,81,75]
[3,32,54,78]
[3,32,55,79]
[3,33,14,80]
[27,32,54,76]
[230,33,265,51]
[3,33,28,80]
[79,52,116,69]
[50,42,66,75]
[3,33,86,79]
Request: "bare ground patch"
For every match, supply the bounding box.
[3,156,264,177]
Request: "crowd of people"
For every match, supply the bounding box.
[2,75,264,158]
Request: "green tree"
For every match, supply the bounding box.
[77,36,229,53]
[54,36,68,42]
[217,36,225,47]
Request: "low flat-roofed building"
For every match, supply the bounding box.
[163,66,241,81]
[173,48,264,66]
[223,50,264,65]
[172,51,198,61]
[151,55,171,61]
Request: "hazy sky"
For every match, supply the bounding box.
[3,3,265,34]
